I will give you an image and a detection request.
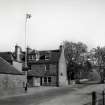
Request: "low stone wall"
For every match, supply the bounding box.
[0,74,26,97]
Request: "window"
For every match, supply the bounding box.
[48,77,51,83]
[43,77,52,83]
[44,77,47,83]
[45,55,49,60]
[44,64,49,71]
[28,55,35,60]
[46,64,49,70]
[40,55,45,60]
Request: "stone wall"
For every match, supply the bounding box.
[13,61,23,72]
[0,74,26,97]
[58,45,68,86]
[49,64,57,73]
[31,64,58,86]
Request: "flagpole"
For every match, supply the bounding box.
[24,13,31,92]
[25,14,27,70]
[24,14,28,92]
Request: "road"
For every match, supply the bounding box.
[0,84,103,105]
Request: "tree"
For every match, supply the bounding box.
[63,41,88,84]
[93,46,105,82]
[84,60,92,72]
[64,41,87,63]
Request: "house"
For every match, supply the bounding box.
[0,57,25,97]
[27,45,68,87]
[12,45,24,72]
[0,45,23,72]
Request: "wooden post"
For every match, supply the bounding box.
[103,90,104,105]
[92,91,96,105]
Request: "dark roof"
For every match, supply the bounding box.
[28,49,60,64]
[0,52,13,63]
[28,50,35,55]
[27,49,60,77]
[0,57,23,75]
[28,70,44,77]
[49,50,60,62]
[28,70,57,77]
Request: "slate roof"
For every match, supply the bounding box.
[28,49,61,64]
[28,69,57,77]
[27,49,60,77]
[28,50,35,55]
[0,57,23,75]
[0,52,13,63]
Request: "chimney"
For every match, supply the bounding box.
[15,44,21,62]
[59,45,63,53]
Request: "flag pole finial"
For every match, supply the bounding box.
[26,13,32,19]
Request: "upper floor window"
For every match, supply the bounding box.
[28,55,35,60]
[40,55,49,60]
[44,64,49,71]
[48,77,51,83]
[45,55,49,60]
[44,77,47,83]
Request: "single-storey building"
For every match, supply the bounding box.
[0,52,13,64]
[0,49,23,72]
[0,57,25,97]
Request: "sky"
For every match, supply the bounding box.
[0,0,105,51]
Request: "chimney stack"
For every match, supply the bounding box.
[15,44,22,62]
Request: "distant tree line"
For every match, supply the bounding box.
[63,41,105,83]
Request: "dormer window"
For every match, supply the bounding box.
[28,55,35,60]
[39,51,51,61]
[45,52,51,60]
[40,55,49,60]
[40,55,45,60]
[45,55,49,60]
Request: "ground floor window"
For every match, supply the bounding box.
[48,77,51,83]
[44,77,47,83]
[43,77,52,84]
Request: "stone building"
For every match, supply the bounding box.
[0,45,23,72]
[0,57,25,97]
[27,45,68,87]
[13,45,23,72]
[0,52,13,64]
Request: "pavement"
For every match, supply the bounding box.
[0,81,104,105]
[0,79,88,99]
[0,86,58,99]
[38,83,105,105]
[0,79,98,99]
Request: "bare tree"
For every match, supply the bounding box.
[63,41,88,84]
[94,46,105,82]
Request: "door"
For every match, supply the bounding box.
[33,77,40,86]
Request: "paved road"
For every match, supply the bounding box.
[38,84,105,105]
[0,84,88,105]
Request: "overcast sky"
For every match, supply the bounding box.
[0,0,105,51]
